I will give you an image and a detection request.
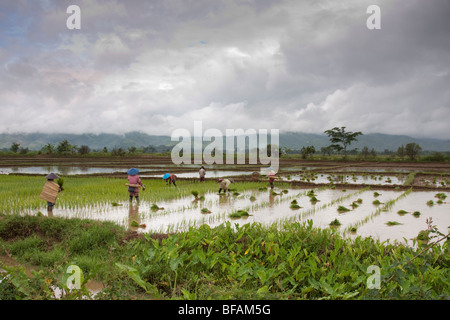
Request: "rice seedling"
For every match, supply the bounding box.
[56,177,64,189]
[435,193,447,200]
[343,188,412,236]
[412,211,421,217]
[151,204,164,211]
[372,199,382,205]
[397,210,408,215]
[386,221,401,226]
[426,200,434,206]
[130,220,140,227]
[228,210,250,219]
[201,208,211,214]
[337,206,351,213]
[290,203,301,209]
[191,190,199,200]
[404,172,416,186]
[329,218,341,226]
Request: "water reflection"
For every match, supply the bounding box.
[0,166,255,178]
[128,203,142,230]
[0,166,127,175]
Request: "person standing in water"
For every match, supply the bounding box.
[127,168,145,203]
[40,173,63,215]
[199,166,206,182]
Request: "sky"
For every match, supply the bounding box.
[0,0,449,139]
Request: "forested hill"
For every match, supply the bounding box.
[0,131,449,152]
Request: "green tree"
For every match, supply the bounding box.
[78,145,91,155]
[361,146,369,158]
[324,127,363,159]
[320,146,334,156]
[56,139,71,155]
[405,143,422,160]
[300,146,316,159]
[41,143,55,154]
[10,142,20,153]
[397,145,405,160]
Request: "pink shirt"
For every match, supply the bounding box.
[128,175,143,186]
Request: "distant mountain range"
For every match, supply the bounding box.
[1,131,449,152]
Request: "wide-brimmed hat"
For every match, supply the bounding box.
[127,168,139,175]
[163,173,171,179]
[45,173,60,180]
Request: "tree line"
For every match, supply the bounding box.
[283,127,427,161]
[5,128,447,161]
[7,140,172,156]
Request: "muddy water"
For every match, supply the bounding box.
[283,173,407,185]
[0,166,255,178]
[0,166,127,175]
[140,170,254,178]
[355,191,450,245]
[37,187,449,247]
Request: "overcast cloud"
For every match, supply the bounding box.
[0,0,449,139]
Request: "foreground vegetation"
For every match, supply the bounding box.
[1,212,448,300]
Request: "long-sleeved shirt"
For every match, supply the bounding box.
[128,175,143,196]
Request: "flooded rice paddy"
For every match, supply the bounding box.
[2,158,449,247]
[39,186,449,247]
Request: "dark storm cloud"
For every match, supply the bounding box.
[0,0,448,138]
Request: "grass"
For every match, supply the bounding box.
[0,213,128,274]
[404,172,416,186]
[0,175,270,215]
